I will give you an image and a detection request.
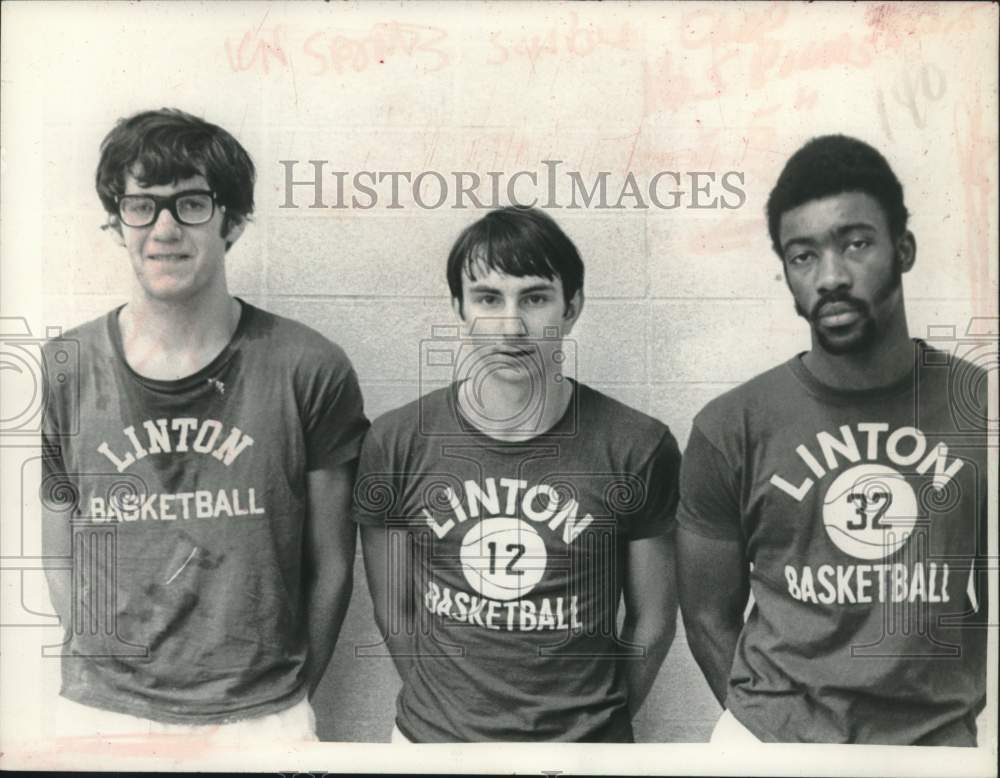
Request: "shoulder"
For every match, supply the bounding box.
[359,386,454,467]
[40,312,117,428]
[366,385,452,452]
[692,360,797,437]
[42,310,115,379]
[577,383,666,436]
[44,311,113,354]
[575,382,677,462]
[915,339,989,430]
[244,303,356,374]
[918,340,989,384]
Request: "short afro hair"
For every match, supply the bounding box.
[766,135,908,256]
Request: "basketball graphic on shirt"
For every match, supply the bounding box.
[460,518,547,600]
[823,464,919,560]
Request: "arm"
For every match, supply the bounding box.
[622,530,678,717]
[40,360,72,629]
[676,525,750,706]
[41,501,72,629]
[360,523,416,683]
[303,462,359,697]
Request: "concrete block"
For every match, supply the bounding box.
[648,382,738,449]
[573,299,649,384]
[264,296,452,383]
[266,212,460,297]
[647,213,785,299]
[650,299,808,384]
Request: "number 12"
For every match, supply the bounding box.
[486,542,526,576]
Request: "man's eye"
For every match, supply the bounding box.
[846,239,871,251]
[178,198,210,215]
[475,295,499,306]
[124,199,154,216]
[523,295,548,306]
[786,252,813,266]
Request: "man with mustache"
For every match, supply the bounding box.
[676,135,988,744]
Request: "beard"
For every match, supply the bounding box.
[794,252,904,355]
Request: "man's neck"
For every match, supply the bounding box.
[802,323,914,392]
[118,288,241,381]
[457,373,574,442]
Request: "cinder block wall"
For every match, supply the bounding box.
[31,3,997,742]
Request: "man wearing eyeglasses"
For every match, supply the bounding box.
[41,108,368,740]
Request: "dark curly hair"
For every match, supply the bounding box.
[96,108,255,237]
[766,135,908,256]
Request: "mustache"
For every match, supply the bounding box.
[809,291,871,322]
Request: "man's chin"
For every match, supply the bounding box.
[137,270,207,300]
[142,285,195,302]
[813,320,877,355]
[487,362,537,384]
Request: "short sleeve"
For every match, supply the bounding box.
[40,358,64,468]
[619,430,681,541]
[351,431,398,526]
[302,350,370,471]
[676,423,742,540]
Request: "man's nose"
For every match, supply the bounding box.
[149,206,183,240]
[498,301,527,336]
[469,314,528,338]
[816,248,851,294]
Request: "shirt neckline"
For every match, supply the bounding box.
[443,378,581,448]
[786,339,926,404]
[106,297,253,394]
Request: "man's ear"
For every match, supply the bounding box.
[102,218,126,248]
[223,215,247,248]
[562,290,584,335]
[897,230,916,274]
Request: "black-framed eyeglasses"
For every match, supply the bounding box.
[116,190,219,228]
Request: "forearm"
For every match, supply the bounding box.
[683,613,741,706]
[43,567,72,630]
[367,572,417,682]
[305,568,354,697]
[362,525,419,683]
[41,509,72,628]
[375,609,416,683]
[622,613,676,717]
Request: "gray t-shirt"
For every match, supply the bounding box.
[678,341,988,745]
[41,300,368,724]
[353,381,680,742]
